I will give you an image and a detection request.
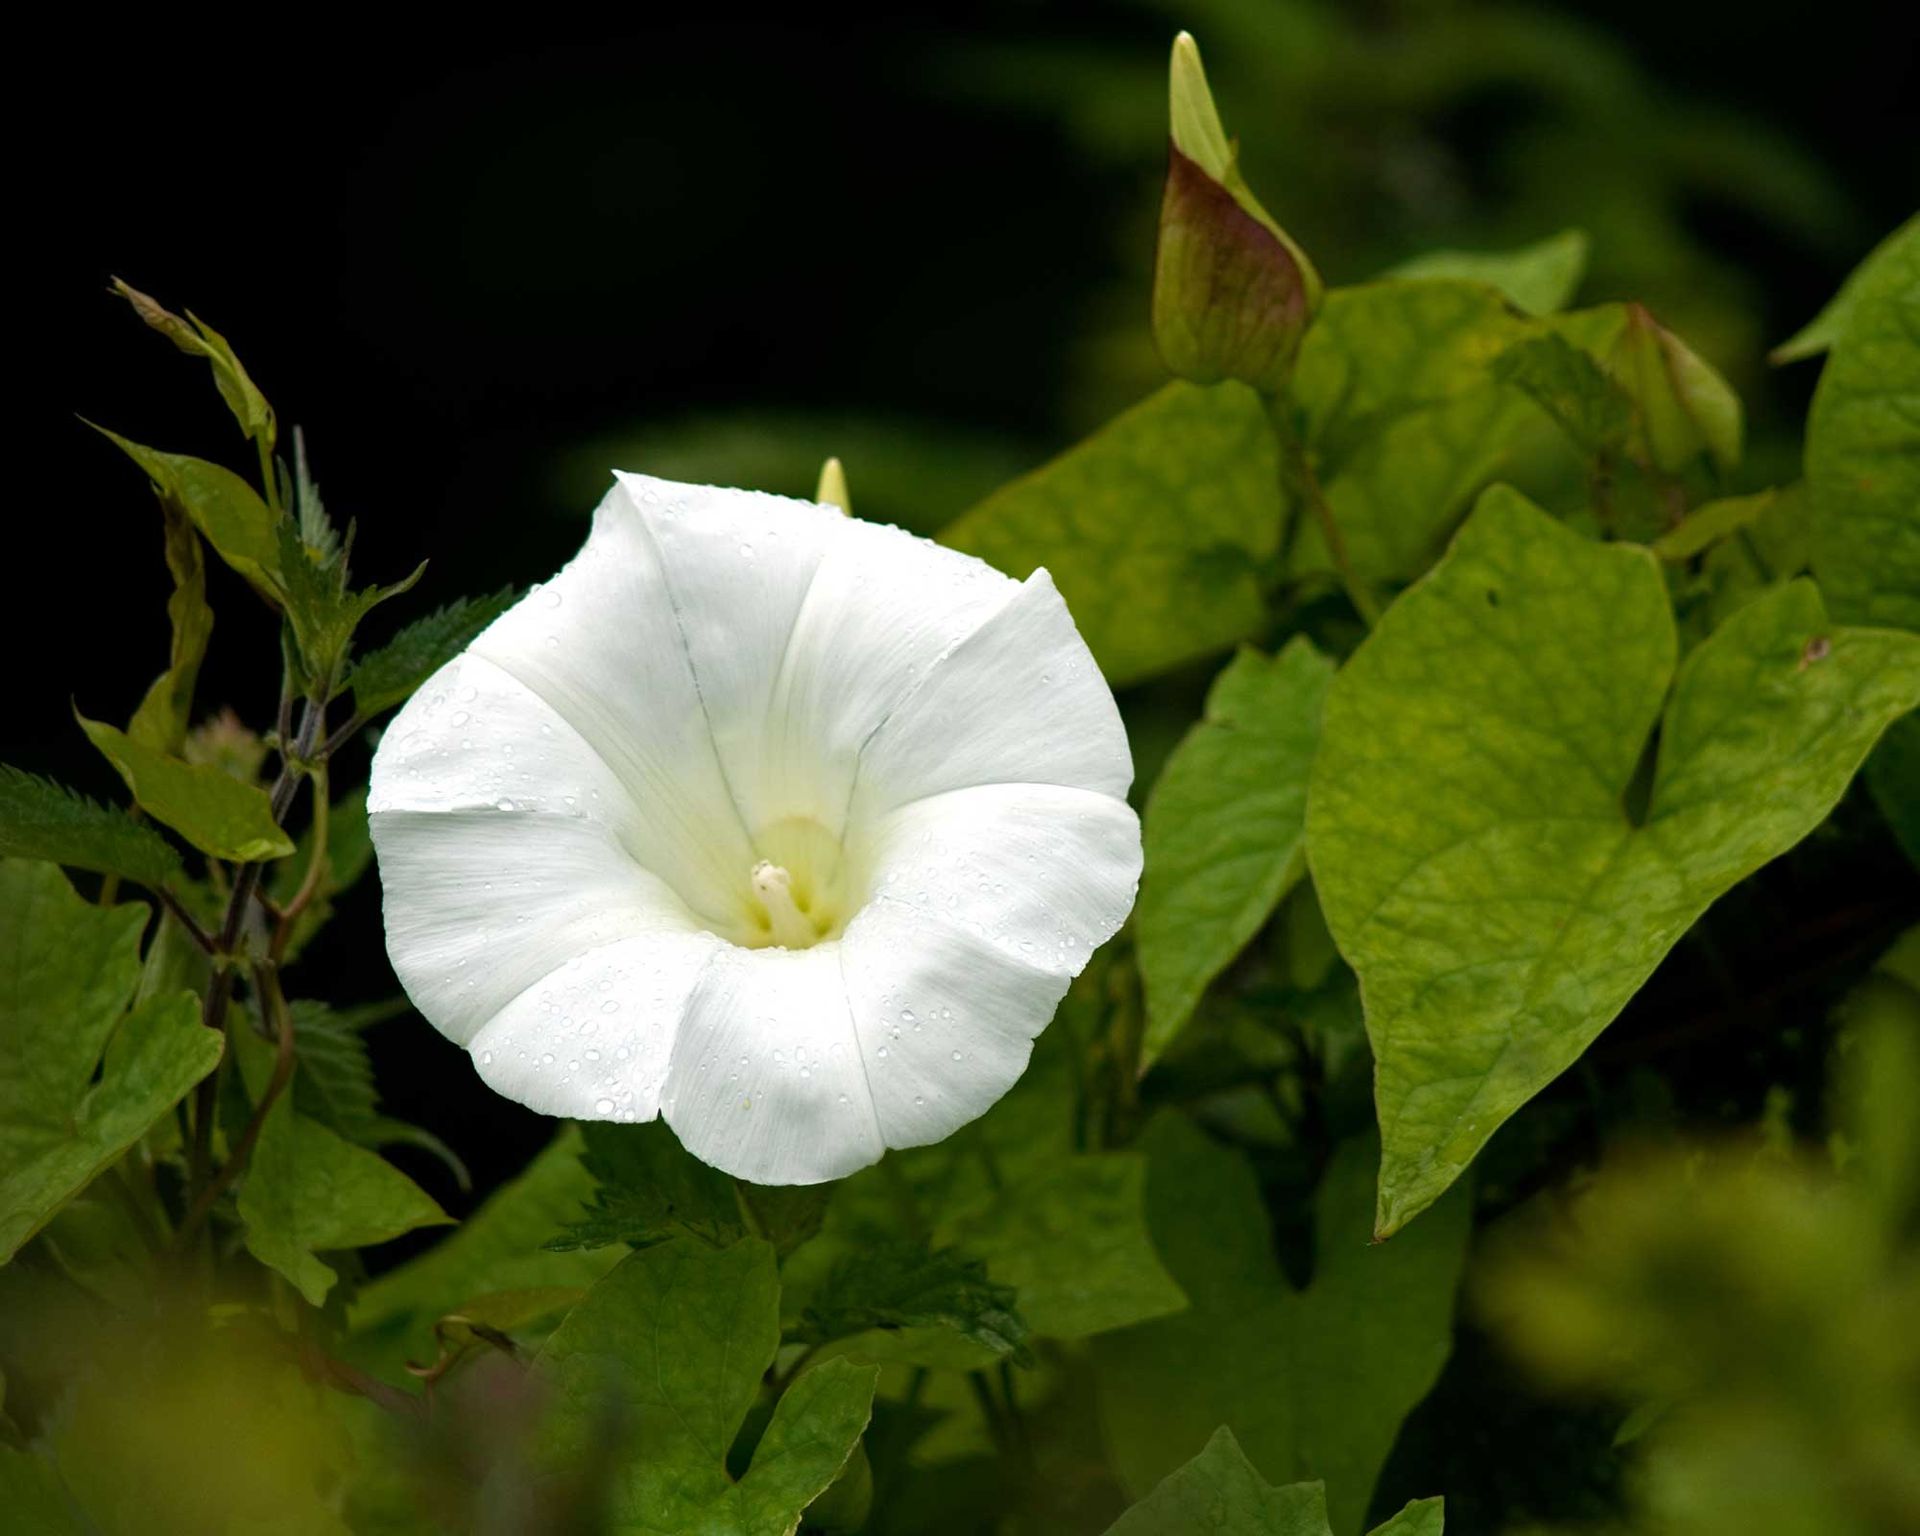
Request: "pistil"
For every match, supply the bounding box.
[750,861,820,948]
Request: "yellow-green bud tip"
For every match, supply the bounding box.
[816,456,851,515]
[1169,32,1233,184]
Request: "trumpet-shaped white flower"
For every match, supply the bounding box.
[368,474,1141,1184]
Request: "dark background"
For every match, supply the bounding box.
[17,4,1918,1209]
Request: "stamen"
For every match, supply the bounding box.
[750,861,819,949]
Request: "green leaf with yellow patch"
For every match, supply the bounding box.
[1307,487,1920,1235]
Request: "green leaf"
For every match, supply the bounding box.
[1491,330,1633,456]
[1652,489,1780,563]
[1805,215,1920,632]
[76,714,294,863]
[797,1238,1030,1362]
[276,520,425,693]
[1866,714,1920,871]
[1368,1501,1445,1536]
[738,1182,831,1259]
[943,382,1279,687]
[239,1097,449,1306]
[935,1151,1186,1340]
[1102,1427,1339,1536]
[0,860,221,1260]
[1095,1118,1468,1535]
[0,767,182,888]
[1831,928,1920,1233]
[1306,488,1920,1235]
[282,999,380,1144]
[547,1119,748,1252]
[127,500,214,755]
[291,427,342,570]
[111,278,275,448]
[89,427,283,598]
[1285,285,1615,594]
[1772,213,1920,365]
[348,588,518,719]
[1605,303,1743,473]
[533,1238,878,1534]
[1385,228,1590,315]
[1138,640,1334,1065]
[348,1127,623,1370]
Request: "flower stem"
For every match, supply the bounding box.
[269,765,330,963]
[176,961,298,1248]
[1266,395,1379,627]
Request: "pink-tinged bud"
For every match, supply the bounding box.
[1152,33,1321,396]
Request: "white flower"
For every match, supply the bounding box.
[367,474,1141,1184]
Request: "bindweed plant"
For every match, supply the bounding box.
[2,30,1917,1536]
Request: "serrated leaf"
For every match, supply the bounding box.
[1385,228,1590,315]
[1805,215,1920,632]
[797,1238,1030,1362]
[348,1127,623,1372]
[943,382,1279,687]
[1104,1427,1330,1536]
[533,1238,878,1534]
[238,1097,449,1306]
[1772,213,1920,365]
[1138,640,1334,1066]
[77,714,293,863]
[0,860,222,1260]
[276,520,424,693]
[290,427,341,569]
[0,767,182,888]
[111,279,275,447]
[548,1119,748,1252]
[1096,1119,1468,1535]
[127,500,213,755]
[348,588,518,719]
[90,427,283,598]
[283,1000,380,1144]
[1306,487,1920,1235]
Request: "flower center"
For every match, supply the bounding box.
[734,815,853,950]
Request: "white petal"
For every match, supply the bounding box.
[852,783,1141,977]
[851,569,1132,820]
[370,808,703,1046]
[661,945,884,1184]
[368,652,641,825]
[469,479,760,926]
[611,473,843,834]
[839,900,1071,1151]
[706,496,1020,836]
[467,930,719,1122]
